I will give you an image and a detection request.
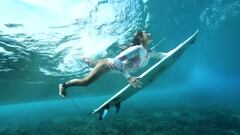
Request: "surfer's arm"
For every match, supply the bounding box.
[121,70,131,79]
[121,70,142,88]
[150,51,167,60]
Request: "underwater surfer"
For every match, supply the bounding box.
[59,30,167,98]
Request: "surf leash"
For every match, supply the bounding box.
[68,94,82,116]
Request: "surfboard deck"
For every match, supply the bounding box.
[89,30,199,120]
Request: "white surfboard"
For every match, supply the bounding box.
[90,30,199,120]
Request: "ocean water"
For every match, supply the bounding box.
[0,0,240,134]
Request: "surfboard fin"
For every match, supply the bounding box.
[115,102,121,113]
[99,105,109,120]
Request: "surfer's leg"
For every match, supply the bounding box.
[68,59,110,86]
[59,59,111,97]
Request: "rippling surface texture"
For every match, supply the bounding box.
[0,0,240,134]
[0,0,152,103]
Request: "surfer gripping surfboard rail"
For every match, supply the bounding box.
[90,29,199,120]
[59,30,167,97]
[58,29,199,120]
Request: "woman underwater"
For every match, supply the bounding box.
[59,30,167,98]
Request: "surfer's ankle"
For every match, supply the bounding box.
[59,83,68,98]
[62,82,69,89]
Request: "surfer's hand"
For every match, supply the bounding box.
[128,77,142,88]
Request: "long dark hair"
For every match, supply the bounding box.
[132,31,144,46]
[121,31,145,51]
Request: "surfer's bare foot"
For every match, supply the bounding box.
[59,83,67,98]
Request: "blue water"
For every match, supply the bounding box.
[1,0,240,134]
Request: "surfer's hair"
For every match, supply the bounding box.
[132,31,144,45]
[121,30,150,50]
